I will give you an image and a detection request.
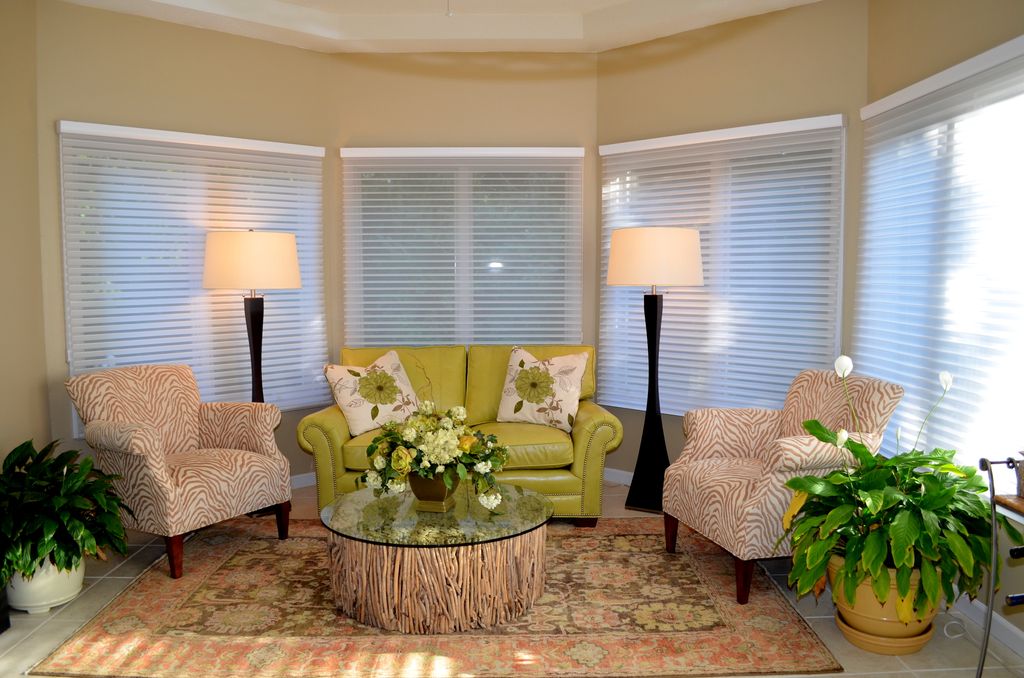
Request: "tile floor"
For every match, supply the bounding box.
[0,482,1021,677]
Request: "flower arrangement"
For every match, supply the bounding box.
[781,356,1022,622]
[359,401,510,510]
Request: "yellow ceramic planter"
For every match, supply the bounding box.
[826,555,939,655]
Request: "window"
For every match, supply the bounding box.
[599,117,844,413]
[341,149,583,345]
[853,38,1024,490]
[59,121,329,421]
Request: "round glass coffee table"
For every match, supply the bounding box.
[321,482,553,634]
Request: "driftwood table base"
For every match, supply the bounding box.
[328,527,547,634]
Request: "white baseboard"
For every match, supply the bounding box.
[291,472,316,489]
[953,597,1024,657]
[603,467,634,486]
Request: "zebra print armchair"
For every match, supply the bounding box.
[65,365,291,578]
[662,369,903,603]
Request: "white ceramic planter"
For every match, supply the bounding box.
[5,560,85,614]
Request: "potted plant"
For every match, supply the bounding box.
[781,359,1022,655]
[0,440,130,614]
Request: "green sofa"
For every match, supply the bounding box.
[297,344,623,521]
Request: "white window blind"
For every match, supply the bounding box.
[853,44,1024,491]
[59,121,329,419]
[342,149,583,345]
[599,117,844,413]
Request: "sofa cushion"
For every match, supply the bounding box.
[325,351,419,436]
[342,429,381,470]
[496,347,588,432]
[341,346,466,412]
[465,345,596,426]
[473,422,573,470]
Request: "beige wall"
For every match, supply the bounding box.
[31,0,599,473]
[0,0,50,455]
[596,0,869,474]
[868,0,1024,101]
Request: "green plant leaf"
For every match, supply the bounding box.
[943,530,974,575]
[919,557,940,610]
[857,489,884,515]
[870,565,891,604]
[786,476,840,497]
[889,510,920,569]
[819,504,856,537]
[802,419,834,443]
[861,527,887,578]
[456,463,468,480]
[895,564,912,599]
[806,532,840,571]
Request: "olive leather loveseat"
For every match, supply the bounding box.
[297,344,623,522]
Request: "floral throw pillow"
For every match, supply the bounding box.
[496,347,588,432]
[324,351,419,436]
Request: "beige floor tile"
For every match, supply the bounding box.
[770,574,836,618]
[807,618,909,673]
[106,544,166,579]
[0,620,82,676]
[761,556,793,575]
[908,669,1021,678]
[0,615,49,659]
[894,612,1017,672]
[49,579,134,623]
[84,543,143,577]
[125,528,157,546]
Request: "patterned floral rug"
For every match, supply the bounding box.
[32,517,840,677]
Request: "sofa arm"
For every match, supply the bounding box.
[569,400,623,516]
[199,402,282,457]
[758,432,880,472]
[679,408,782,462]
[297,405,351,509]
[84,420,176,535]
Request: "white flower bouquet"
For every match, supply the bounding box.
[358,401,510,510]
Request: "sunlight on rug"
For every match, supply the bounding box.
[31,517,839,677]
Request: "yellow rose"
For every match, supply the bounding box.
[458,435,477,452]
[391,446,413,474]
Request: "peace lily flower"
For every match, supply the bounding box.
[835,429,849,448]
[939,370,953,393]
[834,355,853,378]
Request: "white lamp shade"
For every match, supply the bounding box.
[203,230,301,290]
[607,226,704,287]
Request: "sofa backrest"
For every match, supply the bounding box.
[340,346,467,412]
[465,345,596,426]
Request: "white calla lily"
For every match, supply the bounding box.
[834,355,853,378]
[835,429,849,448]
[939,371,953,393]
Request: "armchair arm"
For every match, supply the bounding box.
[758,432,881,472]
[297,405,351,509]
[84,420,176,535]
[679,408,782,462]
[199,402,282,457]
[569,400,623,516]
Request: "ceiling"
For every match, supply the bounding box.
[64,0,822,53]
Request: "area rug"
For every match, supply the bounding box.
[31,517,840,677]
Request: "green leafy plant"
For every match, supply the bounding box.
[781,360,1023,622]
[0,440,131,585]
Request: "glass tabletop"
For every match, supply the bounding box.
[320,482,554,548]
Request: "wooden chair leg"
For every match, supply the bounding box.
[664,513,679,553]
[274,500,291,540]
[573,517,598,528]
[735,557,755,604]
[164,535,184,579]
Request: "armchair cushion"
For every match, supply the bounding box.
[164,449,290,535]
[199,402,282,456]
[66,364,202,454]
[681,408,782,460]
[779,370,904,439]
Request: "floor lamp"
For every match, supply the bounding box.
[203,230,301,403]
[607,227,703,513]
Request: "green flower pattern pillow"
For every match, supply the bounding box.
[496,347,588,432]
[324,350,419,435]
